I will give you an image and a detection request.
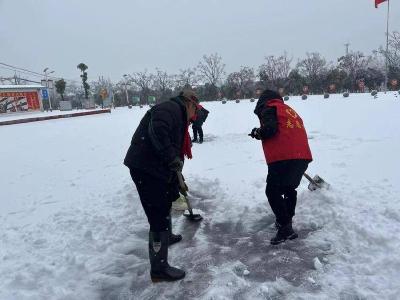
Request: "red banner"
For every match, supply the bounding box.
[0,91,40,112]
[26,92,40,110]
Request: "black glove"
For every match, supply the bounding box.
[168,156,184,172]
[248,127,261,140]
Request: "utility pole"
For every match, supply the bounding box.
[344,43,350,56]
[384,0,390,93]
[13,72,21,85]
[123,74,129,106]
[43,67,55,111]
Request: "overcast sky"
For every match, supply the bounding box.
[0,0,398,83]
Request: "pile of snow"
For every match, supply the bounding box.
[0,92,399,299]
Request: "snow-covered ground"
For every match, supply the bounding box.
[0,108,108,122]
[1,92,399,300]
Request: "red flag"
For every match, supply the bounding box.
[375,0,387,8]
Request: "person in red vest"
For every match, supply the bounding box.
[249,89,312,245]
[191,103,209,144]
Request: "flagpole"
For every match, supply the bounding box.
[384,0,390,92]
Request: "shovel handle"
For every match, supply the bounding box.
[303,172,313,182]
[176,171,194,214]
[303,172,321,188]
[176,171,188,196]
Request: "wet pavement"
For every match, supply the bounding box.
[100,184,331,300]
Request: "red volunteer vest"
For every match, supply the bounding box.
[261,99,313,164]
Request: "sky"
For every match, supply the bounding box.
[0,0,398,83]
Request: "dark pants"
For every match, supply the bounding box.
[130,169,179,232]
[192,124,203,141]
[265,160,310,226]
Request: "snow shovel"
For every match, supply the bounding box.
[303,172,329,191]
[176,171,203,222]
[171,194,189,211]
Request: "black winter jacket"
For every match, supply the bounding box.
[124,96,187,180]
[254,91,280,139]
[193,107,209,126]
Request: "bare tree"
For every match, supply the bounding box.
[64,81,84,108]
[153,69,174,92]
[113,80,131,107]
[380,31,400,69]
[384,31,400,80]
[129,70,154,91]
[338,51,369,77]
[177,68,198,89]
[389,31,400,50]
[337,51,370,91]
[297,52,327,79]
[129,70,154,103]
[153,69,175,102]
[297,52,328,93]
[258,52,292,89]
[369,50,385,72]
[91,76,113,94]
[226,66,255,98]
[197,53,226,87]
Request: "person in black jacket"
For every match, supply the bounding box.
[191,104,209,144]
[124,90,198,282]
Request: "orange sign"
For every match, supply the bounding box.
[100,88,108,99]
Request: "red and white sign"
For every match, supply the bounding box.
[0,91,41,113]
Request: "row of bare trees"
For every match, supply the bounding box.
[87,31,400,105]
[107,53,226,105]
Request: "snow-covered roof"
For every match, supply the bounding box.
[0,85,46,90]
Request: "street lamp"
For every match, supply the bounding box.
[43,68,55,111]
[123,74,130,106]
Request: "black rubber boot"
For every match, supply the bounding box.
[149,231,185,282]
[270,222,298,245]
[198,129,203,144]
[168,214,182,246]
[274,221,282,230]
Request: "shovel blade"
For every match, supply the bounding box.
[183,210,203,222]
[307,175,329,191]
[171,194,189,211]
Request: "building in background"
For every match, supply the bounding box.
[0,85,46,113]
